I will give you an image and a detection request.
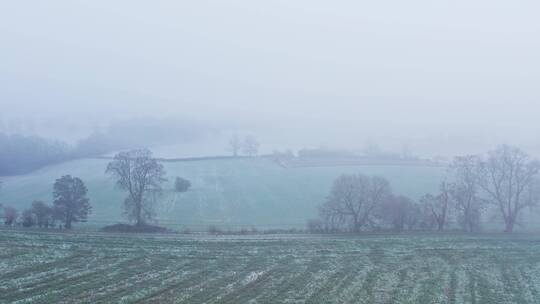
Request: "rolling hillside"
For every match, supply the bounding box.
[0,158,444,229]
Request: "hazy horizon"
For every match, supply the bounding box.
[2,0,540,156]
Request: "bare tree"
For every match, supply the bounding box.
[53,175,91,229]
[106,149,166,226]
[380,195,417,232]
[242,135,260,157]
[3,206,18,226]
[227,134,241,157]
[306,219,324,233]
[319,203,345,233]
[363,139,381,158]
[404,203,422,231]
[420,182,451,231]
[476,145,540,233]
[448,155,485,232]
[30,201,54,228]
[319,174,391,232]
[21,209,36,227]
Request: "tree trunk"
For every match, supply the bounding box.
[504,219,515,233]
[437,219,444,231]
[353,216,360,233]
[65,212,72,229]
[136,199,143,226]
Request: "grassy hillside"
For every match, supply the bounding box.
[0,158,444,229]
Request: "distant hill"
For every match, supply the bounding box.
[0,158,444,230]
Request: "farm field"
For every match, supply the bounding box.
[0,158,444,229]
[2,230,540,303]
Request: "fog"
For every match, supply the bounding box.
[2,0,540,156]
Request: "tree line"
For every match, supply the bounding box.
[3,144,539,233]
[1,149,190,230]
[314,145,540,233]
[227,134,260,157]
[0,119,214,176]
[1,175,91,229]
[0,133,72,176]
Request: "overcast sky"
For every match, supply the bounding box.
[1,0,540,155]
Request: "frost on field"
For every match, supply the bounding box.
[3,232,540,303]
[242,271,265,285]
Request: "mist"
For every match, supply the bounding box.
[2,0,540,156]
[5,2,540,301]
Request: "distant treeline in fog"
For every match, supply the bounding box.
[0,119,214,176]
[0,133,72,175]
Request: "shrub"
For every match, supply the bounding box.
[101,223,169,233]
[21,209,36,227]
[208,225,222,235]
[175,177,191,193]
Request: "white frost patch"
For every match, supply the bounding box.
[242,271,265,285]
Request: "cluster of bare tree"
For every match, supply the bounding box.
[0,149,172,231]
[318,174,392,232]
[0,175,91,229]
[315,145,540,233]
[227,134,260,157]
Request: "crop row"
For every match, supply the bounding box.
[2,231,540,303]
